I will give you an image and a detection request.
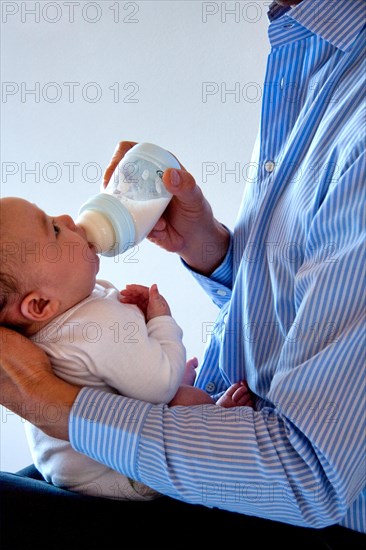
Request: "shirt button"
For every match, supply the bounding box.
[205,382,216,393]
[264,160,275,173]
[216,289,227,297]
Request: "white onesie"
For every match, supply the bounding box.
[25,280,186,500]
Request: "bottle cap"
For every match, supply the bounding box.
[125,143,181,170]
[77,193,136,256]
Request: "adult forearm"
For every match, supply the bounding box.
[21,373,78,441]
[70,388,349,528]
[0,327,79,440]
[179,219,230,276]
[143,167,231,276]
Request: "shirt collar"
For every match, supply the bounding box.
[267,2,291,22]
[268,0,366,52]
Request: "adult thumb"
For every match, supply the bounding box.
[162,168,199,202]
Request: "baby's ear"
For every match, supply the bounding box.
[20,292,59,322]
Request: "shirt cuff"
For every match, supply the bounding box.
[69,386,152,480]
[181,230,233,308]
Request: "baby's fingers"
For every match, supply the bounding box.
[121,284,149,295]
[231,382,253,407]
[120,284,149,300]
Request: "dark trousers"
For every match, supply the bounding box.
[1,466,365,550]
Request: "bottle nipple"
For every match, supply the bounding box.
[76,209,116,255]
[76,193,136,257]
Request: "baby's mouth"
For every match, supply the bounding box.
[88,242,100,255]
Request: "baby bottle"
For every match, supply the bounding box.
[76,142,180,256]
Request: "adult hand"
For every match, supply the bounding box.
[0,327,79,440]
[103,140,230,275]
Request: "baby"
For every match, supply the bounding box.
[0,197,252,500]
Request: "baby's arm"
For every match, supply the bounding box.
[66,286,186,404]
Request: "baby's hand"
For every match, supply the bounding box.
[146,284,171,321]
[182,356,199,386]
[120,283,171,322]
[216,381,254,408]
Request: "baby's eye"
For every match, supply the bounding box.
[52,221,60,236]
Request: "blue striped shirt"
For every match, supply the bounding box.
[70,0,366,532]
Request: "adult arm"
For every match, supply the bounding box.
[0,327,76,441]
[70,153,366,528]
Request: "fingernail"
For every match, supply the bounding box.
[170,169,180,187]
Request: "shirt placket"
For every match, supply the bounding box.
[257,18,309,198]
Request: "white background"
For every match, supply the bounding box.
[1,0,270,472]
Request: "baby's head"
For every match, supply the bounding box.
[0,197,100,335]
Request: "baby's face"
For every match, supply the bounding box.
[1,197,100,310]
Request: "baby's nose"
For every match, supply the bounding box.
[57,214,76,230]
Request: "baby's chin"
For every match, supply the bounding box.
[275,0,303,5]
